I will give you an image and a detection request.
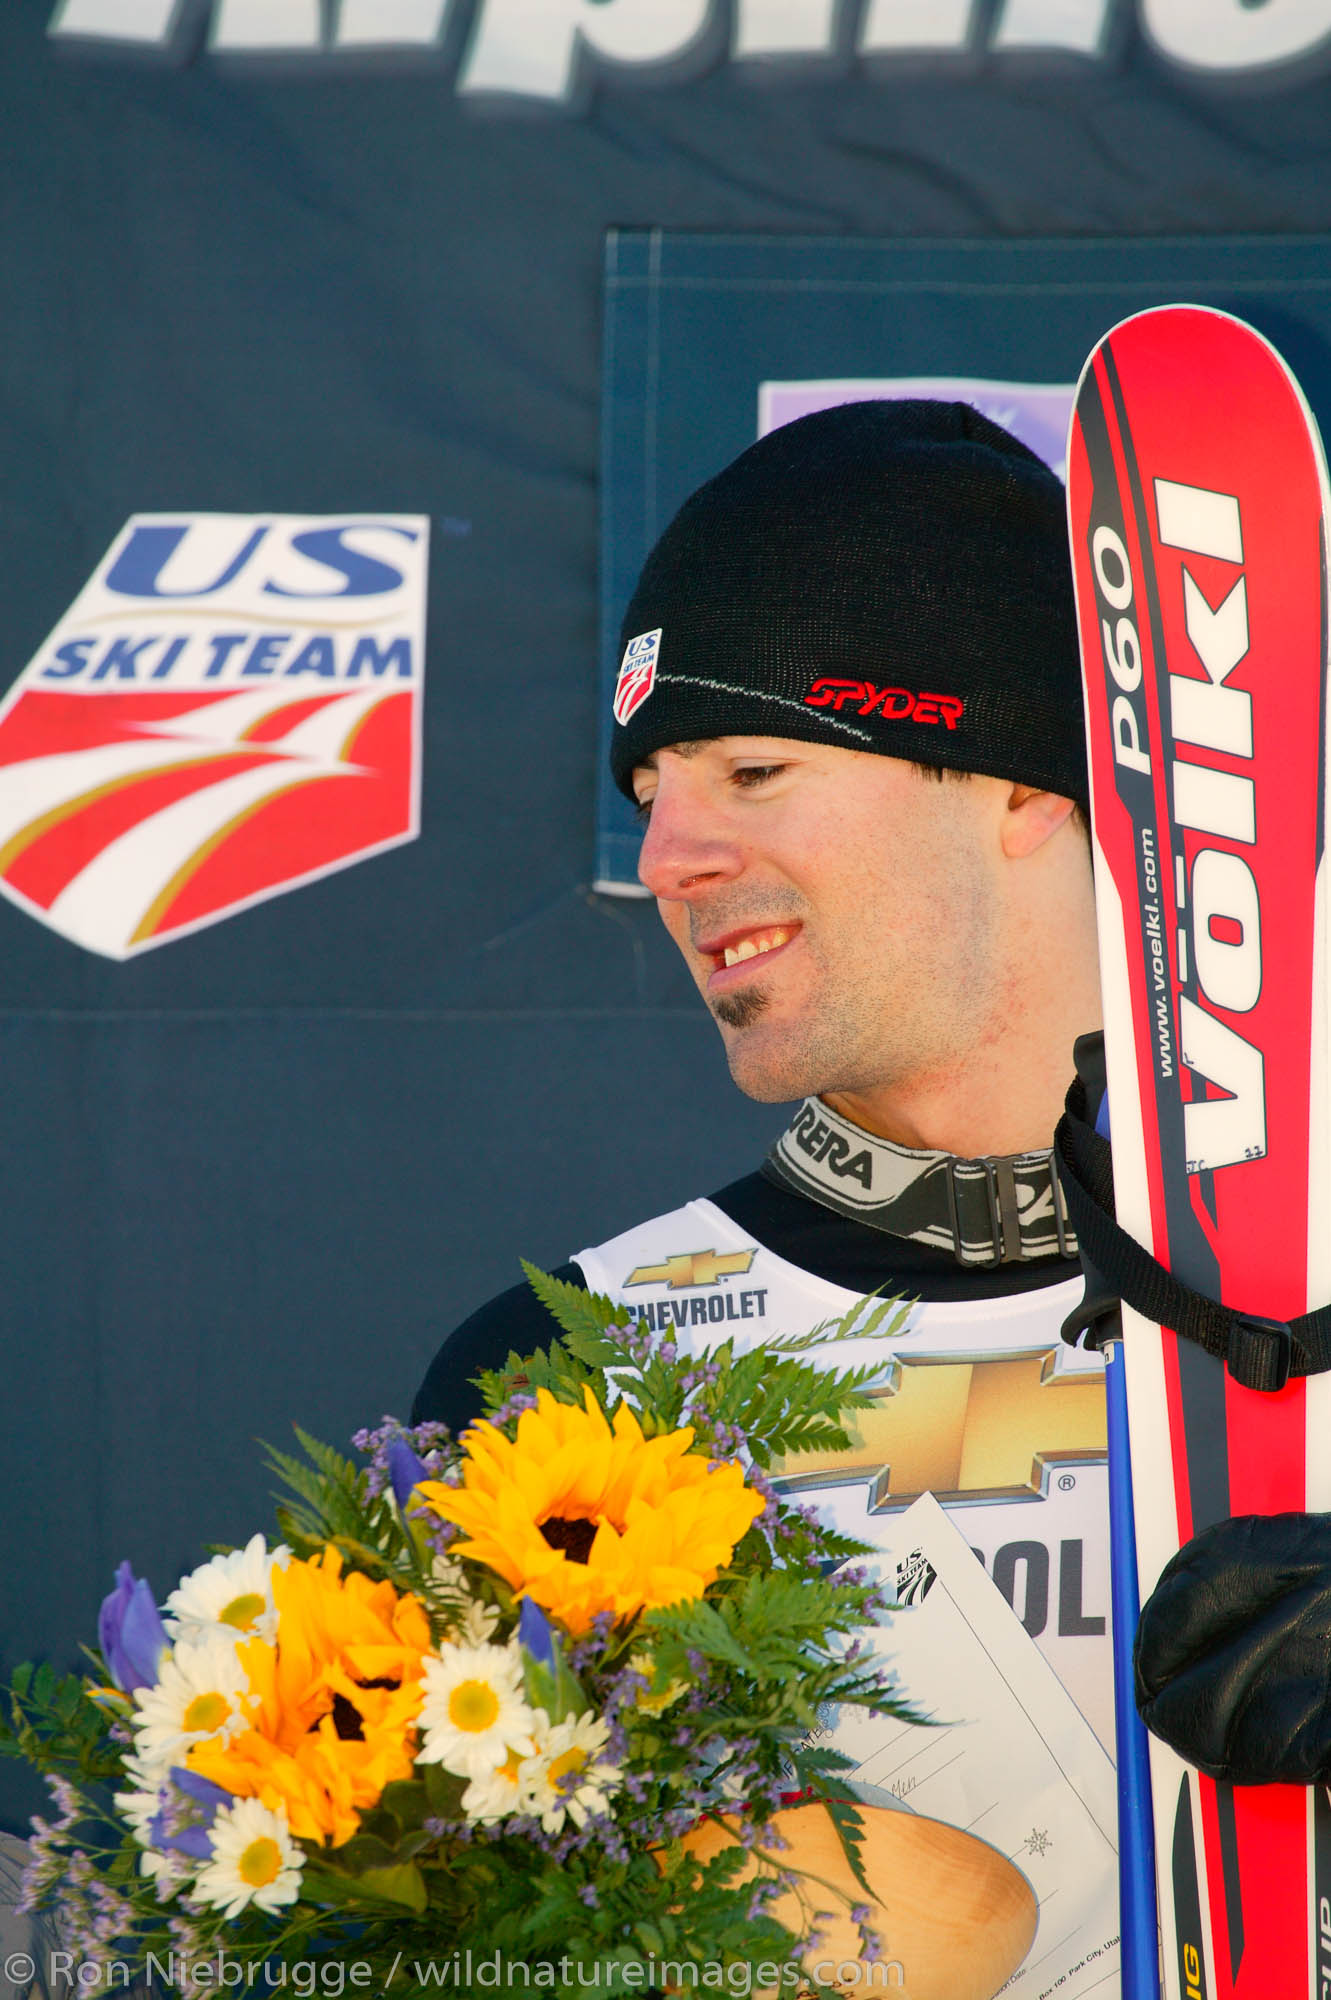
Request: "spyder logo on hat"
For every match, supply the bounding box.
[613,628,661,725]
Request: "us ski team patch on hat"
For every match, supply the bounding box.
[613,628,660,725]
[0,512,428,960]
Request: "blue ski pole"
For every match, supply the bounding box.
[1104,1334,1160,2000]
[1087,1082,1159,1999]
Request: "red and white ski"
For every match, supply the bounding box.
[1067,304,1331,2000]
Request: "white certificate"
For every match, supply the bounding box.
[828,1492,1122,2000]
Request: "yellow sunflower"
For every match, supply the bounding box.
[187,1548,430,1847]
[416,1388,765,1634]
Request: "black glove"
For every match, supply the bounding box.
[1134,1511,1331,1785]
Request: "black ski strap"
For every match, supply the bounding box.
[1054,1076,1331,1394]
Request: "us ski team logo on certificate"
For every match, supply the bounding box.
[0,514,428,959]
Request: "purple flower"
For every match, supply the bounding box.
[518,1596,555,1667]
[517,1597,589,1722]
[147,1768,233,1862]
[147,1815,212,1862]
[97,1562,167,1693]
[171,1767,232,1811]
[386,1438,429,1510]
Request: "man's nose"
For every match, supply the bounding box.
[636,781,742,901]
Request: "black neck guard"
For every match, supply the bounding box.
[763,1097,1076,1268]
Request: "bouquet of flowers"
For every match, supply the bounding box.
[3,1272,915,1997]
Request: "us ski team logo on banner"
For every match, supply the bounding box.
[0,513,428,959]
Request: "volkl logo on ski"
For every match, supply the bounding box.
[1154,477,1265,1177]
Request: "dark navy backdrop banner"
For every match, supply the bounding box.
[7,0,1331,1825]
[596,231,1331,886]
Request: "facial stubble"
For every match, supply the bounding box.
[709,872,997,1108]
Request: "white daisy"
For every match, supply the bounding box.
[114,1767,195,1897]
[520,1710,622,1834]
[459,1743,530,1825]
[416,1640,535,1778]
[191,1798,302,1919]
[114,1784,162,1847]
[163,1534,290,1645]
[138,1847,193,1898]
[130,1631,251,1779]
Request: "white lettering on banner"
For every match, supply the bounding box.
[734,0,838,58]
[458,0,712,98]
[991,0,1113,54]
[859,0,976,50]
[45,0,1331,78]
[335,0,454,46]
[1141,0,1331,71]
[210,0,320,48]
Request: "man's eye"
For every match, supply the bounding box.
[733,764,784,788]
[633,796,655,823]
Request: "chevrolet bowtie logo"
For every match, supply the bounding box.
[624,1248,758,1289]
[768,1353,1106,1508]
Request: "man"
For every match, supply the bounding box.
[413,398,1113,1749]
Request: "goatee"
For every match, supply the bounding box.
[712,988,769,1030]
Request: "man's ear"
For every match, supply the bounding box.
[1000,784,1078,859]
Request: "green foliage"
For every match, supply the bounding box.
[521,1264,629,1358]
[779,1289,915,1352]
[469,1265,629,1418]
[643,1568,920,1746]
[0,1662,121,1782]
[265,1430,464,1619]
[352,1861,428,1913]
[266,1429,372,1555]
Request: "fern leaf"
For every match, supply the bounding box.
[765,1292,915,1352]
[522,1262,617,1337]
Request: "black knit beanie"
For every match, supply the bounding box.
[609,398,1086,808]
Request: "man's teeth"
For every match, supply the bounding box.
[722,928,792,968]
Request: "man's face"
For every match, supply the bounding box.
[632,736,1007,1108]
